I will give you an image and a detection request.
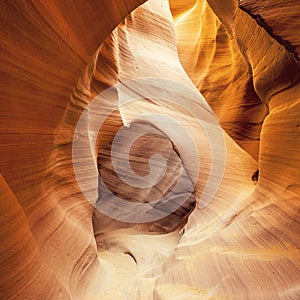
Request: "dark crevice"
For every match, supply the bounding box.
[238,2,298,61]
[252,169,259,182]
[124,251,137,264]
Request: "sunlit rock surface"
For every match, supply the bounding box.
[1,0,299,299]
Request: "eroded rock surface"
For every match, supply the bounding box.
[1,0,299,299]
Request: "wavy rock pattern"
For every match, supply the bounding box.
[1,0,299,299]
[239,0,300,60]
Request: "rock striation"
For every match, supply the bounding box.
[1,0,299,299]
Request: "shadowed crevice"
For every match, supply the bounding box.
[238,1,298,60]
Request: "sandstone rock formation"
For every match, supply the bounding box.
[1,0,299,299]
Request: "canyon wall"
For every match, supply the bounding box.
[1,0,299,299]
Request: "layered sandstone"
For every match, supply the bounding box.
[1,0,299,299]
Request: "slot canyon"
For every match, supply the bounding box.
[0,0,299,299]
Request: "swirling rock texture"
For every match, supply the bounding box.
[1,0,299,299]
